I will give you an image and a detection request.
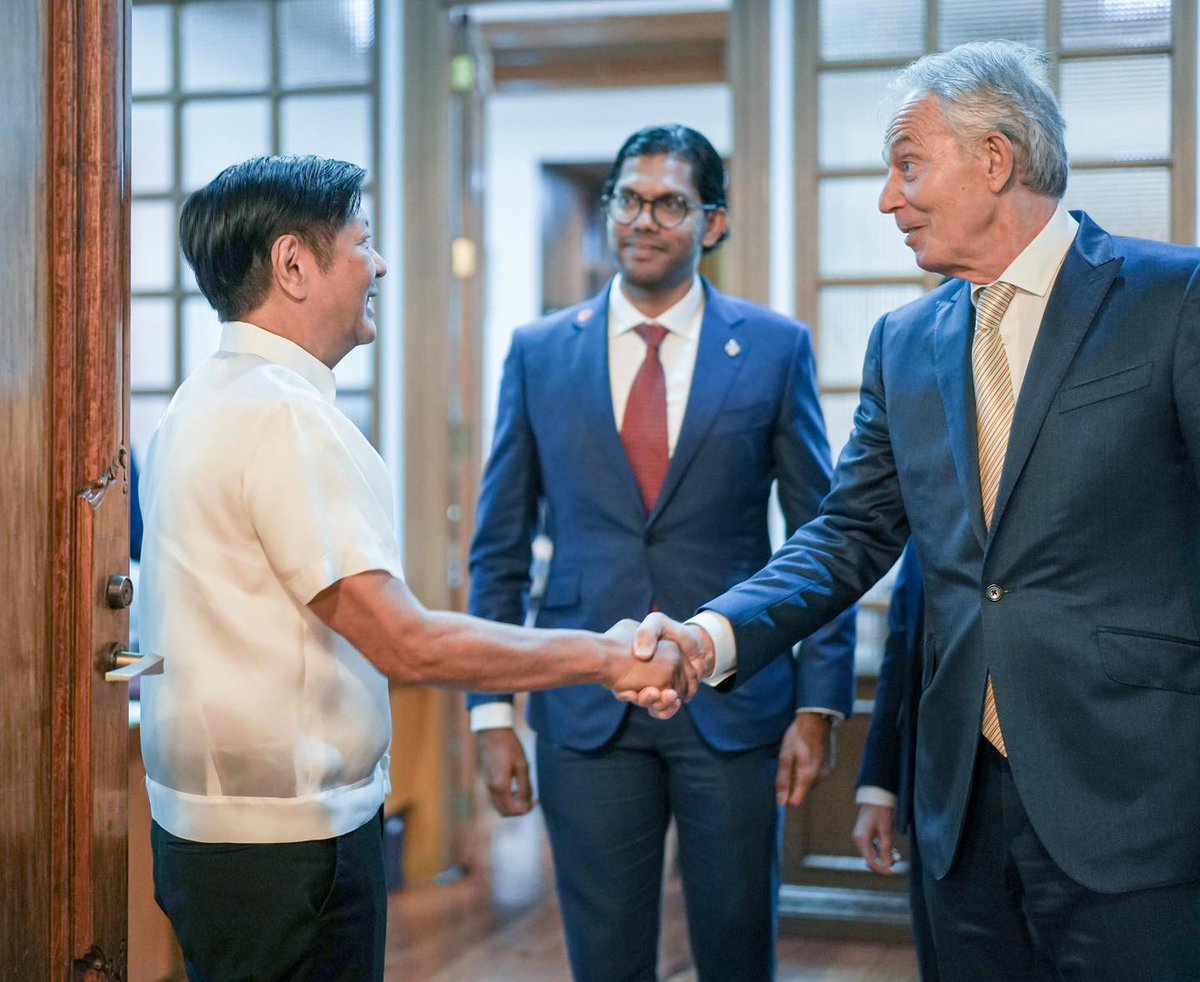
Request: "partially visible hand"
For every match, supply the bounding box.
[629,613,716,695]
[475,728,534,817]
[852,803,900,874]
[606,633,694,719]
[775,712,835,807]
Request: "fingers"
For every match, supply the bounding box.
[851,805,899,874]
[633,612,669,659]
[477,729,534,818]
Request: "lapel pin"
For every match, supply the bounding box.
[724,338,741,358]
[577,308,595,324]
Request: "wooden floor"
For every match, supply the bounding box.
[384,809,918,981]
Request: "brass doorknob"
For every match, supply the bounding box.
[106,574,134,609]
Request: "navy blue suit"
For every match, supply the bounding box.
[706,216,1200,976]
[469,279,855,980]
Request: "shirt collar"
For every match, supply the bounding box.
[972,203,1079,305]
[218,320,337,402]
[608,274,704,341]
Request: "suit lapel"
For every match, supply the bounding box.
[990,214,1122,532]
[648,283,747,525]
[933,281,988,551]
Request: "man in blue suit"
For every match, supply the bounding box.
[635,43,1200,979]
[468,125,855,981]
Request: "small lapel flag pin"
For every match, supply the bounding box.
[577,308,595,323]
[724,338,741,358]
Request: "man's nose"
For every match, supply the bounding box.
[631,201,659,229]
[374,251,388,277]
[878,175,901,214]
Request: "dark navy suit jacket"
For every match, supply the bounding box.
[468,279,855,752]
[705,215,1200,893]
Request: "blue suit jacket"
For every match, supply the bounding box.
[468,279,856,753]
[706,215,1200,893]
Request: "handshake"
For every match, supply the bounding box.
[603,613,719,719]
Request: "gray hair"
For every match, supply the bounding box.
[890,40,1068,199]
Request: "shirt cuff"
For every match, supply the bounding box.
[687,610,737,687]
[469,702,515,732]
[796,707,846,723]
[855,786,899,808]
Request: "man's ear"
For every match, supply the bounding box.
[981,131,1017,193]
[702,208,729,250]
[271,233,308,301]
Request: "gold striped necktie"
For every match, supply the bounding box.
[973,281,1017,757]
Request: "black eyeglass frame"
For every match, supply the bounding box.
[600,189,723,229]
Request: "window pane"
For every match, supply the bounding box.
[183,296,222,377]
[131,201,176,291]
[1060,56,1170,163]
[1065,167,1170,241]
[182,98,272,191]
[819,285,925,387]
[280,0,374,88]
[131,298,176,390]
[131,394,172,463]
[820,177,918,277]
[280,94,372,168]
[132,102,174,194]
[181,1,270,92]
[336,394,374,443]
[938,0,1046,47]
[334,342,374,389]
[820,391,861,467]
[133,5,174,96]
[1062,0,1171,48]
[820,0,924,62]
[819,70,894,170]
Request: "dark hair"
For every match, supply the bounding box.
[601,124,730,252]
[179,155,366,322]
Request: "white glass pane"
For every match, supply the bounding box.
[280,94,372,168]
[133,5,173,96]
[182,98,272,191]
[131,394,172,463]
[131,299,175,390]
[938,0,1046,47]
[131,201,176,291]
[334,342,374,389]
[820,392,861,467]
[819,285,925,387]
[1064,167,1170,241]
[819,71,894,170]
[820,0,924,62]
[280,0,374,88]
[1060,56,1170,162]
[183,296,222,377]
[336,394,374,442]
[1062,0,1171,48]
[132,102,174,194]
[181,2,270,92]
[820,177,918,277]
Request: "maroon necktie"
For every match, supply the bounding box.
[621,323,670,510]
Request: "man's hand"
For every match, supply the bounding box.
[852,803,901,874]
[775,712,835,807]
[475,728,534,817]
[616,614,716,714]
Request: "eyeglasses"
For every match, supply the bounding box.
[602,189,720,229]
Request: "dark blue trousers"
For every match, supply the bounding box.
[924,743,1200,981]
[537,708,782,982]
[151,810,387,982]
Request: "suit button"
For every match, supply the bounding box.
[643,531,656,545]
[985,584,1004,602]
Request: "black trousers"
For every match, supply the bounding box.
[924,742,1200,981]
[151,810,387,982]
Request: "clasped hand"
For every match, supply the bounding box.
[606,612,717,719]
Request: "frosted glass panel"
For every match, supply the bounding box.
[133,5,173,96]
[1060,56,1170,162]
[820,0,924,61]
[1062,0,1171,48]
[280,94,371,168]
[183,98,272,190]
[938,0,1046,47]
[131,395,171,463]
[334,342,374,389]
[819,285,926,387]
[131,299,175,390]
[819,71,894,170]
[181,2,270,92]
[821,392,861,467]
[183,296,222,377]
[132,102,174,194]
[131,201,176,291]
[337,394,374,442]
[1064,168,1170,241]
[820,177,918,277]
[280,0,374,88]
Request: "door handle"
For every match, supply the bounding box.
[103,643,163,682]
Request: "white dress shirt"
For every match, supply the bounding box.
[139,321,402,842]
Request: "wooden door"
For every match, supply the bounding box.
[0,0,131,976]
